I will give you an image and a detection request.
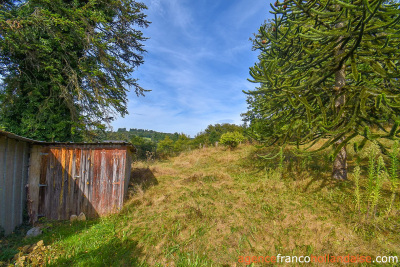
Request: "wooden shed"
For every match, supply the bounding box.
[0,130,135,235]
[0,131,33,235]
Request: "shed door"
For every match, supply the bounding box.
[97,149,125,215]
[38,148,97,220]
[38,147,126,220]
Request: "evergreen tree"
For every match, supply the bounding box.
[0,0,149,141]
[244,0,400,179]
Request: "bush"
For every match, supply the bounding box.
[219,131,245,149]
[130,135,157,160]
[157,136,175,158]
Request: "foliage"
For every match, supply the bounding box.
[130,135,157,160]
[368,155,386,219]
[387,141,400,214]
[109,128,181,143]
[157,135,175,157]
[156,134,192,158]
[244,0,400,158]
[354,141,400,221]
[86,125,246,159]
[219,131,245,149]
[173,134,190,153]
[0,0,150,141]
[193,123,245,146]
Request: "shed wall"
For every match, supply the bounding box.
[35,145,132,221]
[0,136,30,235]
[0,129,134,234]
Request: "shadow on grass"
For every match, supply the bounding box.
[243,146,363,195]
[47,237,147,266]
[2,167,159,265]
[2,218,151,266]
[0,219,99,264]
[129,167,159,193]
[244,146,332,172]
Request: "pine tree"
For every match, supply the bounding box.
[244,0,400,179]
[0,0,149,141]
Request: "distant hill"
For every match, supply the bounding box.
[106,128,181,143]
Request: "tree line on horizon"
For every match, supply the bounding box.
[100,123,246,159]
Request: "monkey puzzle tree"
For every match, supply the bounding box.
[244,0,400,179]
[0,0,149,141]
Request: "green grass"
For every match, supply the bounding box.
[1,144,400,266]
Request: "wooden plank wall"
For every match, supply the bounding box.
[27,145,43,224]
[0,136,30,235]
[38,146,131,221]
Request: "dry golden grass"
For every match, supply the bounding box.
[117,144,400,266]
[5,144,397,266]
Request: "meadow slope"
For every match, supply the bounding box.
[1,144,399,266]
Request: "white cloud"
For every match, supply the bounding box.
[112,0,271,136]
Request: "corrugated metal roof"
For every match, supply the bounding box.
[0,130,135,149]
[0,130,39,143]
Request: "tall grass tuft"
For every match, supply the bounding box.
[353,165,361,213]
[278,147,285,178]
[366,142,379,200]
[387,141,399,216]
[258,146,285,179]
[368,156,385,219]
[356,142,392,222]
[365,142,379,220]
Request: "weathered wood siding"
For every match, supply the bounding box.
[36,145,132,221]
[0,129,133,232]
[0,135,30,235]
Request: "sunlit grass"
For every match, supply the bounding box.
[1,143,399,266]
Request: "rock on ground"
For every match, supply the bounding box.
[26,227,42,237]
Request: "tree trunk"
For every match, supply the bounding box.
[332,21,348,180]
[332,139,347,180]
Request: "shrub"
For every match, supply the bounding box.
[219,131,245,149]
[130,135,157,160]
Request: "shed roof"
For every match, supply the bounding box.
[0,130,135,150]
[0,130,39,143]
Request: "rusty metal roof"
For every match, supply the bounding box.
[0,130,135,150]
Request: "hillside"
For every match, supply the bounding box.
[113,128,181,143]
[1,144,399,266]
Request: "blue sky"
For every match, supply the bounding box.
[111,0,273,137]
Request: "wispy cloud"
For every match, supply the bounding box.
[112,0,271,136]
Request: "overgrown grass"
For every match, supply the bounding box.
[1,144,399,266]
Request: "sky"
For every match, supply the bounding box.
[111,0,274,137]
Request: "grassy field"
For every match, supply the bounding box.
[1,144,399,266]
